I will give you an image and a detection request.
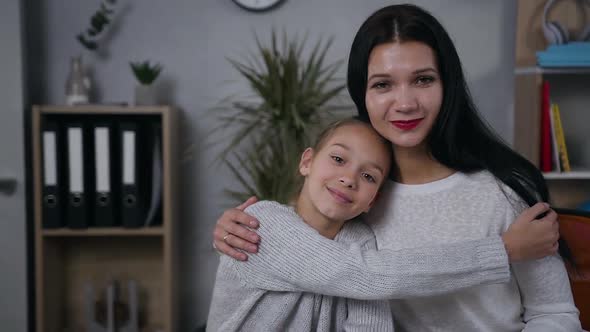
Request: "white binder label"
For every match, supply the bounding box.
[42,132,57,186]
[95,127,110,192]
[123,131,135,185]
[68,127,84,192]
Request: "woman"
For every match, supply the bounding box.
[212,4,579,331]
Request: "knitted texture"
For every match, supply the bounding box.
[207,202,393,331]
[208,199,512,331]
[369,170,581,331]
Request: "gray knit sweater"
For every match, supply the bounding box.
[207,203,393,331]
[207,200,511,331]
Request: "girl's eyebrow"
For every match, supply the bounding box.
[332,143,350,149]
[332,143,385,175]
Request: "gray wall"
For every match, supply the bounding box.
[27,0,516,329]
[0,1,28,331]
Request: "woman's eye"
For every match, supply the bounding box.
[416,76,435,86]
[331,155,344,164]
[371,81,389,90]
[362,173,376,183]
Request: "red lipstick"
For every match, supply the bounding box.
[391,118,423,130]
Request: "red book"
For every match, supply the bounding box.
[540,80,552,172]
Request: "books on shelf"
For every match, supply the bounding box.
[551,103,571,172]
[548,102,561,173]
[538,80,572,174]
[540,81,552,172]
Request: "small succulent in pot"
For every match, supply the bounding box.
[130,61,163,85]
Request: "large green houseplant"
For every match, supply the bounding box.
[214,30,349,204]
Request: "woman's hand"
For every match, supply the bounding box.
[213,196,260,261]
[502,202,559,262]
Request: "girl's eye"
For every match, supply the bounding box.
[331,155,344,164]
[362,173,376,183]
[415,75,435,86]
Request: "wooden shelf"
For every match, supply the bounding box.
[514,0,590,209]
[515,66,590,76]
[37,104,170,115]
[32,105,179,332]
[543,171,590,180]
[42,227,164,237]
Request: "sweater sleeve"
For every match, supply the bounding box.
[228,201,510,300]
[501,194,581,331]
[342,227,394,331]
[515,256,581,331]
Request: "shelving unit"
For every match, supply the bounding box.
[32,105,179,332]
[514,0,590,208]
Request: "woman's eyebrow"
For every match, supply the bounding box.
[367,73,390,81]
[413,67,438,74]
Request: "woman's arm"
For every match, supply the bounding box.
[515,255,581,331]
[213,196,260,261]
[502,196,581,331]
[228,201,511,300]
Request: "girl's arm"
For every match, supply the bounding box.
[214,199,559,262]
[344,298,394,330]
[227,201,510,300]
[342,229,394,331]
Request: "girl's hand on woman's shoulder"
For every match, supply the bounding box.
[213,196,261,261]
[502,202,559,262]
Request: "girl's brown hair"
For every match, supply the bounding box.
[288,117,392,203]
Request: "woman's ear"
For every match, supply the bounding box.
[299,147,314,176]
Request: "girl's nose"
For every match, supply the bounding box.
[339,176,356,189]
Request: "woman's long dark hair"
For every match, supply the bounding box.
[347,4,571,261]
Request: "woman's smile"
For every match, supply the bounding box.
[391,118,424,130]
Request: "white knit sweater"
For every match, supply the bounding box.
[369,171,581,331]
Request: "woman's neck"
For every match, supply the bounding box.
[393,145,455,184]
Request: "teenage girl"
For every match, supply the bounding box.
[207,119,395,331]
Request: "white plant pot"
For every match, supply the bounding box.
[134,84,157,106]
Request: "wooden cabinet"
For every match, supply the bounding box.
[32,105,179,332]
[514,0,590,208]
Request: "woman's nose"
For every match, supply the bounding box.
[394,86,418,113]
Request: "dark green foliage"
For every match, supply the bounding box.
[130,61,163,85]
[213,30,349,204]
[77,0,117,51]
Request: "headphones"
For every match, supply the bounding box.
[543,0,590,44]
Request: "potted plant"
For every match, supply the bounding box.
[130,60,163,105]
[213,30,350,204]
